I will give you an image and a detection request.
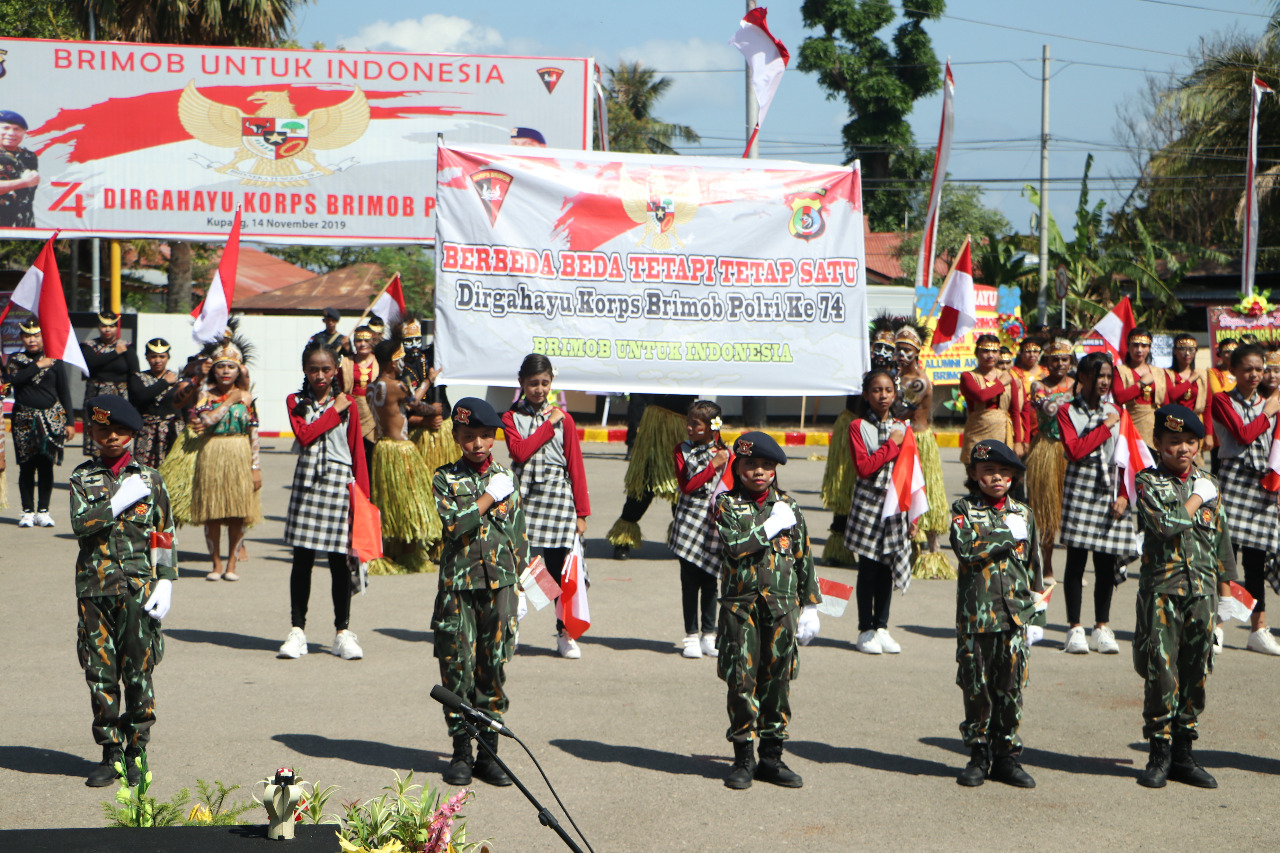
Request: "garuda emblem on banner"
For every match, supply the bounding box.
[178,83,370,187]
[619,169,699,251]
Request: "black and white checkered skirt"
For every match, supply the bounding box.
[284,462,352,554]
[843,475,912,590]
[1059,458,1139,562]
[668,491,719,573]
[516,468,577,549]
[1219,458,1280,554]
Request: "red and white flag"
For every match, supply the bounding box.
[149,530,176,570]
[882,428,929,522]
[369,273,407,328]
[1114,407,1155,501]
[11,234,89,376]
[519,555,562,611]
[816,577,853,618]
[1220,581,1257,622]
[916,61,955,290]
[1245,76,1273,296]
[191,208,242,345]
[1089,296,1136,360]
[931,237,975,354]
[1263,417,1280,492]
[559,536,590,640]
[729,6,789,157]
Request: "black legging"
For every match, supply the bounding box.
[542,546,571,632]
[1241,546,1268,615]
[679,558,718,635]
[289,548,350,632]
[856,557,893,633]
[18,457,55,512]
[1063,546,1118,625]
[619,493,654,524]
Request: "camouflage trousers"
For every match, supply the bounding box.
[957,630,1027,757]
[76,592,165,750]
[1132,590,1214,741]
[432,586,518,737]
[717,596,797,744]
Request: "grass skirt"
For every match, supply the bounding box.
[371,439,435,541]
[367,546,437,576]
[606,518,643,548]
[821,410,856,515]
[623,405,686,502]
[190,435,263,526]
[412,425,458,546]
[158,426,205,527]
[1025,435,1066,545]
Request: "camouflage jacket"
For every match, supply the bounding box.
[715,487,821,618]
[433,458,529,591]
[70,456,177,598]
[949,495,1044,633]
[1134,466,1235,597]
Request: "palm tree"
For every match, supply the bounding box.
[605,62,700,154]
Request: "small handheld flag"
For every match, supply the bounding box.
[816,577,852,618]
[519,555,562,611]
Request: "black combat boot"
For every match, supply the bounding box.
[472,732,512,787]
[724,740,756,790]
[957,743,989,787]
[988,753,1035,788]
[1136,738,1171,788]
[753,739,803,788]
[85,745,123,788]
[1169,736,1217,788]
[442,735,473,786]
[123,745,143,787]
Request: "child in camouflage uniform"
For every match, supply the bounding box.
[432,397,529,788]
[70,395,177,788]
[714,432,821,790]
[1132,405,1235,789]
[949,439,1043,789]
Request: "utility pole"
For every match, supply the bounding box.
[742,0,766,426]
[1036,44,1050,326]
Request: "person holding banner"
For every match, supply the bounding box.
[81,312,139,458]
[128,339,195,469]
[1209,343,1280,655]
[1057,353,1137,655]
[960,335,1023,466]
[1024,337,1077,579]
[278,343,368,662]
[501,354,590,659]
[341,325,379,464]
[7,318,74,527]
[1114,327,1168,450]
[844,369,913,655]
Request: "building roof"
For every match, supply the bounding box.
[235,247,316,296]
[235,263,388,314]
[863,228,950,285]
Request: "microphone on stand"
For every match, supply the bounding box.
[430,684,515,739]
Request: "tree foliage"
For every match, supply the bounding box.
[604,62,700,154]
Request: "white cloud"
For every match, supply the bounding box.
[340,14,505,54]
[610,37,740,137]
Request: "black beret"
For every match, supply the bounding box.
[733,431,787,465]
[323,307,341,320]
[85,394,143,432]
[0,110,27,129]
[1154,404,1204,438]
[969,440,1025,471]
[452,397,503,429]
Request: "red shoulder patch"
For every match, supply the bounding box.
[952,514,965,528]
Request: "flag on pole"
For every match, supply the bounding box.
[1245,76,1273,296]
[882,428,929,522]
[368,272,407,328]
[931,237,976,354]
[559,535,590,639]
[1089,296,1136,360]
[729,6,789,157]
[11,234,89,376]
[191,208,242,344]
[1220,581,1257,623]
[519,555,563,611]
[816,577,853,617]
[916,61,956,291]
[1114,407,1155,501]
[1263,417,1280,492]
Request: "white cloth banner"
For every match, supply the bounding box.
[434,143,868,394]
[0,38,591,244]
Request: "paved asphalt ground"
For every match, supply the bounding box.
[1,440,1277,851]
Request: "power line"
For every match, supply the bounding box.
[1133,0,1274,18]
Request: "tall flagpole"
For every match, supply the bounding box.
[1245,76,1273,296]
[916,61,955,293]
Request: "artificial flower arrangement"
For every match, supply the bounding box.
[1233,290,1275,318]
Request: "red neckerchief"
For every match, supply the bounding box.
[108,452,132,477]
[751,487,770,506]
[465,455,493,475]
[1176,469,1192,482]
[986,495,1008,511]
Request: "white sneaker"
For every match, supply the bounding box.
[1064,625,1090,654]
[1212,626,1224,655]
[875,628,901,654]
[1246,628,1280,656]
[557,631,581,659]
[332,630,363,660]
[277,627,308,659]
[34,511,55,528]
[681,634,702,659]
[856,630,883,655]
[700,633,719,657]
[1092,625,1120,654]
[17,512,34,528]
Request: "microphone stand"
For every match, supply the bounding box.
[457,717,585,853]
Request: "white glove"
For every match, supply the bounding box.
[143,579,172,621]
[796,605,820,646]
[516,590,528,622]
[484,473,514,502]
[1004,513,1028,541]
[110,474,151,518]
[1192,477,1219,505]
[762,502,797,539]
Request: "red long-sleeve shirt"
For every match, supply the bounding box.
[960,371,1026,442]
[1210,391,1273,446]
[674,444,734,495]
[849,418,901,478]
[500,408,591,517]
[286,393,370,497]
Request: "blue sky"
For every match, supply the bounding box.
[291,0,1276,231]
